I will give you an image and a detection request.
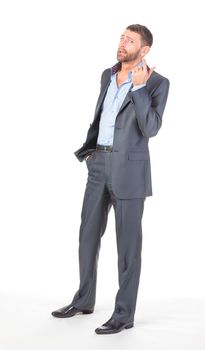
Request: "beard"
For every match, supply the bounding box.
[117,48,141,63]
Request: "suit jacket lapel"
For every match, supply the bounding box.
[93,70,111,121]
[117,84,133,115]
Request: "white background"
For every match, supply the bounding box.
[0,0,205,349]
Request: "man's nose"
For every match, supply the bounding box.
[119,42,126,49]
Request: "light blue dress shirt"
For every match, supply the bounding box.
[97,63,146,146]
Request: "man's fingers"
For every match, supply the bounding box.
[132,61,155,84]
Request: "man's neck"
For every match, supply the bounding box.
[120,59,142,74]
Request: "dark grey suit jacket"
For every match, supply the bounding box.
[74,62,170,199]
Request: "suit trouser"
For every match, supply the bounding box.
[70,149,145,323]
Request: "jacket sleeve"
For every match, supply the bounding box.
[130,78,170,137]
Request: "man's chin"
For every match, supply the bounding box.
[117,55,127,63]
[117,52,126,61]
[117,58,128,63]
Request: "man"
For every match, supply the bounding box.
[51,24,170,335]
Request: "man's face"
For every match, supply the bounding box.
[117,29,144,63]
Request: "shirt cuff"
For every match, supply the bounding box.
[131,84,146,91]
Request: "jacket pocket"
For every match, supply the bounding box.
[128,151,149,160]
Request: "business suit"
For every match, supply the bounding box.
[52,61,169,327]
[65,61,170,325]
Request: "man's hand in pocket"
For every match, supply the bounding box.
[85,154,92,161]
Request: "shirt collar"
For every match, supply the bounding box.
[111,62,121,75]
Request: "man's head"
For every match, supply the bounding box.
[117,24,153,64]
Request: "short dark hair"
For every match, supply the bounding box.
[126,24,153,47]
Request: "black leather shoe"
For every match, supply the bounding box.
[51,305,93,318]
[95,317,134,335]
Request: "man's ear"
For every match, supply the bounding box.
[141,46,150,57]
